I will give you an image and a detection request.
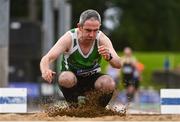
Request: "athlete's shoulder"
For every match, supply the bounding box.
[69,28,77,33]
[98,30,112,45]
[98,31,109,39]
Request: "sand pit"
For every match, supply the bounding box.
[0,113,180,121]
[0,90,179,121]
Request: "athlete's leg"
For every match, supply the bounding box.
[94,75,116,107]
[94,75,115,92]
[58,71,77,88]
[58,71,78,103]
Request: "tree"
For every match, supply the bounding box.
[111,0,180,51]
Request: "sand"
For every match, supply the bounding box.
[0,113,180,121]
[1,90,179,121]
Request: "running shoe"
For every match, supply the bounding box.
[105,103,127,114]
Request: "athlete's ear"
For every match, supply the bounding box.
[77,23,83,31]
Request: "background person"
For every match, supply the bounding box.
[120,47,143,102]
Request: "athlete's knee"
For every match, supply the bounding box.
[94,75,115,92]
[58,71,77,88]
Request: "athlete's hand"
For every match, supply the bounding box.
[41,69,56,83]
[98,45,111,61]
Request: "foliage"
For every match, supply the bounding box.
[11,0,180,51]
[111,0,180,51]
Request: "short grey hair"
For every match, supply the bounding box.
[79,9,101,26]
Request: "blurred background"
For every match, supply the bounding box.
[0,0,180,113]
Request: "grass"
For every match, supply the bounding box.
[101,52,180,90]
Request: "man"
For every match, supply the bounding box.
[40,9,122,110]
[121,47,142,102]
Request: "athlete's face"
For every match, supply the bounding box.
[124,47,132,57]
[79,19,101,42]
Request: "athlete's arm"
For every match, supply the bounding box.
[98,32,121,69]
[40,32,72,83]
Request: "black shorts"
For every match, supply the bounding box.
[123,78,139,89]
[58,73,103,103]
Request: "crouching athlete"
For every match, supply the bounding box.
[40,9,121,108]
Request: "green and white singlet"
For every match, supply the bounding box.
[61,28,102,77]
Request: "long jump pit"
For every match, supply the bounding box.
[0,90,180,121]
[0,108,180,121]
